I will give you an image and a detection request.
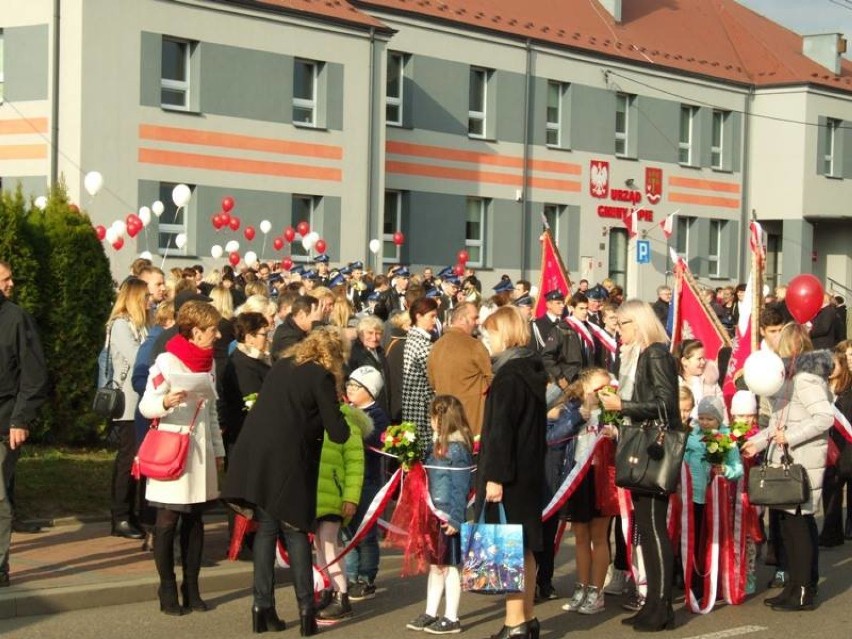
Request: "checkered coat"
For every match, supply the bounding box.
[401,326,435,458]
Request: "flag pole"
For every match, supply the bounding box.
[750,218,763,352]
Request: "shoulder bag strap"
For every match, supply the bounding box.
[149,400,204,435]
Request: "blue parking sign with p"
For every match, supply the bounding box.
[637,240,650,264]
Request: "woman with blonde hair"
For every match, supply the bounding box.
[477,306,547,639]
[599,299,681,632]
[237,294,277,327]
[106,278,151,540]
[224,327,350,635]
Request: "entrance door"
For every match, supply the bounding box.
[608,228,628,289]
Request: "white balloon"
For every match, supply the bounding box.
[368,238,381,254]
[259,220,272,234]
[152,200,165,217]
[225,240,240,253]
[105,228,118,244]
[743,350,786,397]
[138,206,152,227]
[171,184,192,208]
[175,233,188,249]
[302,235,316,252]
[34,196,48,211]
[307,231,320,243]
[211,244,224,259]
[529,285,539,299]
[83,171,104,197]
[762,284,771,297]
[139,251,153,260]
[112,220,127,237]
[244,251,259,268]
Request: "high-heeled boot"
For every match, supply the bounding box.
[489,621,530,639]
[180,580,209,612]
[528,618,540,639]
[300,609,318,637]
[158,579,184,616]
[252,605,287,633]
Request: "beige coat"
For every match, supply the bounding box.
[139,352,225,505]
[427,328,493,436]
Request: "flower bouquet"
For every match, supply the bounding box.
[729,418,759,450]
[599,385,623,427]
[381,421,420,470]
[700,428,735,466]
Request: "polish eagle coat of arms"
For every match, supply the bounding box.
[590,160,609,199]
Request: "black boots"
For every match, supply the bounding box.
[770,585,817,611]
[158,580,184,616]
[528,618,540,639]
[300,609,318,636]
[316,591,352,623]
[633,602,675,632]
[252,606,287,633]
[112,520,145,540]
[181,580,209,612]
[488,622,530,639]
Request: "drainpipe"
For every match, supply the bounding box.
[520,39,532,279]
[739,85,754,282]
[50,0,60,185]
[366,28,377,272]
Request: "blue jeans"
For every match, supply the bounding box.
[343,479,381,584]
[253,508,314,612]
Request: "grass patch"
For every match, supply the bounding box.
[14,446,114,520]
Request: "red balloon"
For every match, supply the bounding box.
[786,274,824,324]
[229,251,241,266]
[222,196,235,213]
[393,231,405,246]
[95,225,106,241]
[125,213,136,227]
[315,239,327,254]
[229,216,241,231]
[273,237,285,251]
[127,222,140,238]
[211,214,223,230]
[112,237,124,250]
[457,249,470,264]
[284,226,296,243]
[244,226,256,241]
[282,257,294,271]
[221,212,231,227]
[296,220,310,236]
[453,264,465,277]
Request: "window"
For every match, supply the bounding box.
[386,52,405,125]
[291,195,318,261]
[158,182,192,254]
[615,93,634,157]
[823,118,840,176]
[293,59,319,126]
[543,204,563,244]
[468,67,490,138]
[711,110,727,169]
[0,30,5,103]
[465,198,486,267]
[546,81,565,147]
[161,37,193,110]
[679,105,697,165]
[383,191,402,263]
[708,219,724,277]
[675,215,693,258]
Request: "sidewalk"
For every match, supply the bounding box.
[0,517,253,619]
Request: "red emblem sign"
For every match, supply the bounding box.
[645,167,662,204]
[590,160,610,199]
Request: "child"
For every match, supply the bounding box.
[730,389,760,595]
[683,393,743,600]
[406,395,474,635]
[343,366,391,600]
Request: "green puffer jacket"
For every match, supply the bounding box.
[316,405,374,521]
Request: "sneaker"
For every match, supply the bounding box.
[604,569,630,595]
[407,613,439,631]
[621,591,645,612]
[349,580,376,601]
[423,617,462,635]
[561,583,587,612]
[578,586,605,615]
[768,570,787,589]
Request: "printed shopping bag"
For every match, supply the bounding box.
[461,503,524,594]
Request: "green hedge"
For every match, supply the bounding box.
[0,183,115,443]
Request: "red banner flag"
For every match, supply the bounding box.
[670,258,731,361]
[535,230,573,319]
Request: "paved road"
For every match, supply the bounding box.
[1,540,850,639]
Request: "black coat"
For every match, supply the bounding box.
[220,348,271,445]
[475,350,548,552]
[270,315,307,361]
[534,317,583,385]
[384,329,407,422]
[810,305,838,351]
[222,358,349,531]
[621,343,682,431]
[347,339,391,414]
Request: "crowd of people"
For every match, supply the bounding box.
[1,251,850,638]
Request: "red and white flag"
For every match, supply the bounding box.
[670,256,730,361]
[660,210,678,239]
[623,207,639,239]
[535,229,573,319]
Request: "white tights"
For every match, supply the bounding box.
[425,564,461,621]
[314,520,347,593]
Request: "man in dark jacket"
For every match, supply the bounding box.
[270,295,321,361]
[651,285,672,326]
[810,294,839,350]
[531,290,583,388]
[0,261,48,587]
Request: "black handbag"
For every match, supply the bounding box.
[747,444,810,507]
[92,322,126,420]
[615,402,686,495]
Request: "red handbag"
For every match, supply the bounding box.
[132,402,202,481]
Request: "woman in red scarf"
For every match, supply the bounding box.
[140,301,226,616]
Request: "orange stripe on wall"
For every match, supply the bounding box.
[0,144,47,160]
[139,125,343,160]
[527,159,582,175]
[387,141,524,169]
[669,191,740,209]
[0,118,49,135]
[527,177,582,192]
[139,148,341,181]
[387,160,522,186]
[668,175,740,194]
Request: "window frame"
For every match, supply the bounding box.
[615,93,632,157]
[545,81,565,148]
[824,118,840,177]
[468,67,489,139]
[679,105,697,166]
[543,203,563,245]
[293,59,319,127]
[386,51,405,126]
[465,197,487,268]
[675,215,693,259]
[157,182,192,255]
[708,219,723,277]
[711,110,726,170]
[382,191,402,264]
[160,37,192,111]
[290,194,319,262]
[0,29,5,103]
